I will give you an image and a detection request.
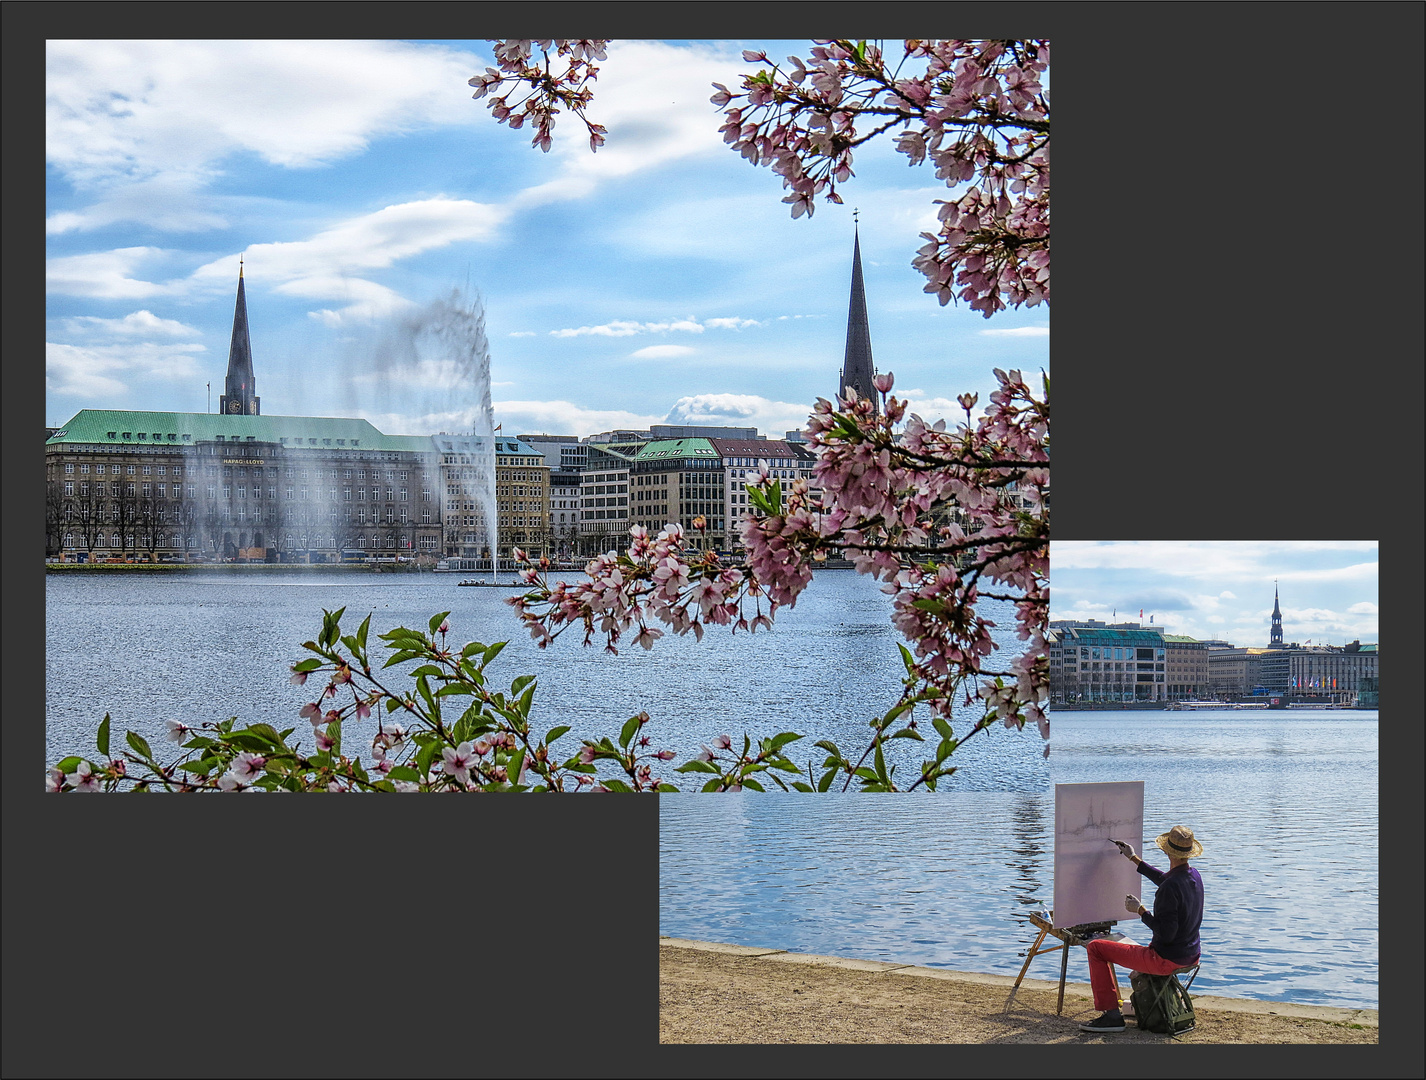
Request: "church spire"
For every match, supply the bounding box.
[219,258,260,416]
[1270,581,1284,647]
[839,219,878,414]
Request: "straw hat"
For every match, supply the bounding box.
[1155,825,1203,859]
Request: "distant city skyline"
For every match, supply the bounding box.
[45,39,1049,438]
[1050,541,1379,646]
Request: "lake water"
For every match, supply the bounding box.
[44,568,1046,787]
[49,574,1376,1009]
[659,710,1378,1011]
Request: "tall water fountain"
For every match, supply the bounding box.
[358,288,499,576]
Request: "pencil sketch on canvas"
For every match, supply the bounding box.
[1053,781,1145,929]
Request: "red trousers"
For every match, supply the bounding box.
[1084,938,1195,1011]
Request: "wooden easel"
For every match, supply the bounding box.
[1009,910,1123,1014]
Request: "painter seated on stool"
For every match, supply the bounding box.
[1078,825,1204,1034]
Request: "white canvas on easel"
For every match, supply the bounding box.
[1053,781,1145,929]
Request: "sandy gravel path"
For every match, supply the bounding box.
[659,939,1378,1045]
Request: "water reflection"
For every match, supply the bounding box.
[659,713,1378,1010]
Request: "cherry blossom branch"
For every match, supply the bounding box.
[469,40,610,153]
[713,39,1050,316]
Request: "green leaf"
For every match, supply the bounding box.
[675,760,718,774]
[602,778,633,793]
[97,715,110,758]
[741,777,765,792]
[932,717,954,740]
[517,682,536,718]
[416,739,441,780]
[225,732,276,753]
[126,731,154,761]
[817,768,836,793]
[768,732,803,751]
[544,725,571,746]
[899,643,916,674]
[813,739,841,756]
[791,782,814,793]
[54,756,86,774]
[511,674,536,698]
[356,613,372,652]
[481,641,508,668]
[410,664,445,678]
[889,728,924,741]
[429,611,451,635]
[656,783,681,793]
[181,757,221,776]
[768,756,801,772]
[247,723,284,749]
[618,714,643,749]
[387,766,421,783]
[294,658,323,673]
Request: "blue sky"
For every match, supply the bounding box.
[45,39,1049,438]
[1051,541,1380,646]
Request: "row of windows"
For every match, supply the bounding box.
[62,532,426,549]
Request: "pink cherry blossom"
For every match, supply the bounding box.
[165,719,191,743]
[70,760,101,792]
[217,771,246,792]
[231,752,267,782]
[442,741,480,785]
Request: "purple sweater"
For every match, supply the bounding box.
[1136,861,1203,964]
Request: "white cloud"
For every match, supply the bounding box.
[46,340,206,399]
[492,399,665,438]
[46,176,231,236]
[551,317,705,338]
[1051,540,1378,580]
[61,310,201,338]
[518,41,743,189]
[46,247,172,298]
[978,325,1050,338]
[508,331,537,338]
[631,344,696,359]
[548,315,766,338]
[1347,602,1379,615]
[665,393,813,437]
[1219,590,1237,600]
[46,40,482,193]
[901,396,970,425]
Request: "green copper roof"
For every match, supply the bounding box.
[431,434,543,457]
[1061,627,1164,645]
[47,409,429,454]
[633,438,718,461]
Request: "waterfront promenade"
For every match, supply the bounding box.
[658,938,1378,1044]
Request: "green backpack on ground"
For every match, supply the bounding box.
[1129,970,1197,1035]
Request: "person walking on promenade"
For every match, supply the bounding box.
[1079,825,1204,1033]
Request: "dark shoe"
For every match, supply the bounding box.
[1080,1010,1126,1033]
